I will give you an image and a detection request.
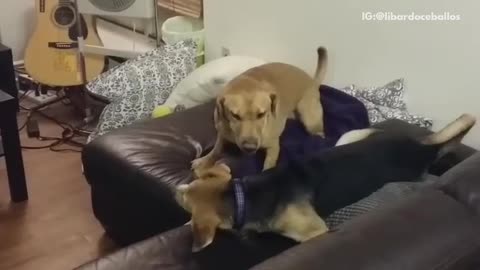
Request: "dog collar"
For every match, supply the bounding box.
[232,177,246,229]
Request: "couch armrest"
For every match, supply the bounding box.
[74,226,195,270]
[82,101,217,244]
[82,99,217,191]
[74,225,296,270]
[83,99,217,183]
[373,119,476,175]
[250,189,480,270]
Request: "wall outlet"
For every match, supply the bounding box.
[221,47,231,57]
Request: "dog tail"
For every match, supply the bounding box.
[421,114,476,155]
[313,47,328,87]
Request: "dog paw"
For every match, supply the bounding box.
[315,131,325,138]
[191,157,207,169]
[192,158,208,178]
[192,156,216,172]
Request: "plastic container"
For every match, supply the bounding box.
[161,16,205,66]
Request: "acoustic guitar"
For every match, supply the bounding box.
[25,0,105,86]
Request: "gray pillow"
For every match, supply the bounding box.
[325,175,439,229]
[86,40,197,143]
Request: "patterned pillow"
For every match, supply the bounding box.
[341,79,433,128]
[343,79,406,109]
[86,40,197,143]
[325,175,438,229]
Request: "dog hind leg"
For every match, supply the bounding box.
[335,128,379,146]
[272,200,329,242]
[297,87,325,137]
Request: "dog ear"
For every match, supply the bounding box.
[215,97,228,121]
[191,211,221,252]
[270,93,278,117]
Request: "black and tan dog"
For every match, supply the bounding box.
[176,114,476,252]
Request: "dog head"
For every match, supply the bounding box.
[176,164,234,252]
[215,84,278,154]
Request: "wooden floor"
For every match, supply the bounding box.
[0,104,116,270]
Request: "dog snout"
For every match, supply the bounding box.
[240,138,259,153]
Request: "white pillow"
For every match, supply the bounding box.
[164,55,267,111]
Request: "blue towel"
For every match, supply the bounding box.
[226,85,370,178]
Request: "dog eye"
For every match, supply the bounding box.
[231,113,241,120]
[257,112,266,119]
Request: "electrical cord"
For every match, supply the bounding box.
[18,104,87,153]
[18,112,32,132]
[20,104,77,130]
[18,89,31,101]
[21,128,84,153]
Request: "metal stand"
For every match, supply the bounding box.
[72,0,160,124]
[154,0,162,46]
[73,0,94,125]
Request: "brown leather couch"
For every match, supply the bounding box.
[79,101,480,270]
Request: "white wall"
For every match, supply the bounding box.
[0,0,35,60]
[204,0,480,148]
[104,7,176,37]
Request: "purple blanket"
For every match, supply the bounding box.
[225,85,370,178]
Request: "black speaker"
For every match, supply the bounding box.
[0,43,18,109]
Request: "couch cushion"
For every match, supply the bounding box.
[325,175,438,228]
[439,152,480,215]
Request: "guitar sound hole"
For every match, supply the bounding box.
[54,6,75,27]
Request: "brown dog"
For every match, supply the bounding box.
[192,47,328,173]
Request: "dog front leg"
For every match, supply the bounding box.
[191,137,224,175]
[263,141,280,170]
